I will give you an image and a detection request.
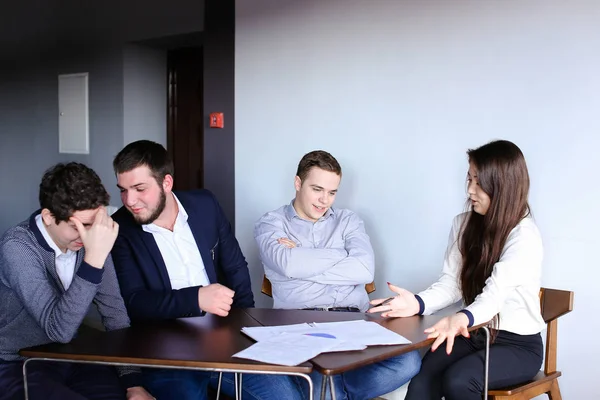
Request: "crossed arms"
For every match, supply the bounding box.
[254,211,375,286]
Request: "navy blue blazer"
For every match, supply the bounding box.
[111,189,255,321]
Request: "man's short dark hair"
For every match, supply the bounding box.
[113,140,174,184]
[296,150,342,182]
[39,162,110,223]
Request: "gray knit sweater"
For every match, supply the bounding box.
[0,211,141,388]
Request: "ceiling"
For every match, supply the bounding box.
[0,0,205,60]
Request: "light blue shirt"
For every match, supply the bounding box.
[254,202,375,311]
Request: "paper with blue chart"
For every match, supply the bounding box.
[233,320,411,366]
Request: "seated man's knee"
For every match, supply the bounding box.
[382,350,422,381]
[222,373,304,400]
[144,369,210,399]
[403,350,422,378]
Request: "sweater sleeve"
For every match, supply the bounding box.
[92,254,131,331]
[0,237,102,344]
[92,253,144,388]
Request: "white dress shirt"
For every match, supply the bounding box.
[418,213,546,335]
[142,194,210,290]
[35,214,77,290]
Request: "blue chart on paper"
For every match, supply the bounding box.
[304,333,336,339]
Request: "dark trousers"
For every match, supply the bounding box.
[0,361,125,400]
[405,329,543,400]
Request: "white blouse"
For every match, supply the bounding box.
[417,213,546,335]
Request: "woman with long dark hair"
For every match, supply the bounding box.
[368,140,545,400]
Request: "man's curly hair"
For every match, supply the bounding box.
[39,162,110,222]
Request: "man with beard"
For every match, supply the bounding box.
[110,140,305,400]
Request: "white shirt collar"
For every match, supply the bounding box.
[35,214,76,259]
[142,193,188,234]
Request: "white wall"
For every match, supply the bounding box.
[235,1,599,398]
[123,44,167,147]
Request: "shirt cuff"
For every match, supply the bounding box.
[458,309,474,327]
[76,262,104,284]
[414,294,425,315]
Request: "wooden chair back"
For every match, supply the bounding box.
[488,287,574,400]
[261,275,376,297]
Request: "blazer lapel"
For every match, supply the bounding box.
[182,198,218,284]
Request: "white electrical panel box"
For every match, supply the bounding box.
[58,73,89,154]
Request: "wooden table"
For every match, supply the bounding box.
[19,309,314,400]
[20,306,490,400]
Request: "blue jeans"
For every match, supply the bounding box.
[142,368,306,400]
[303,350,421,400]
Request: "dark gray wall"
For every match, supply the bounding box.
[0,1,205,63]
[203,0,236,226]
[123,44,167,147]
[0,47,124,234]
[0,1,234,233]
[0,65,61,232]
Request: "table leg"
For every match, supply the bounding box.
[22,358,33,400]
[482,326,490,400]
[320,374,327,400]
[328,376,337,400]
[239,373,243,400]
[304,373,314,400]
[216,372,223,399]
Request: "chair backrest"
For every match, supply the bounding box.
[365,281,376,294]
[539,288,574,374]
[261,275,376,297]
[261,274,273,296]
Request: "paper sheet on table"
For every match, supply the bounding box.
[241,323,367,352]
[242,323,313,342]
[233,333,341,366]
[312,320,411,345]
[242,320,410,348]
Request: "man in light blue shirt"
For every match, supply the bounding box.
[254,150,421,400]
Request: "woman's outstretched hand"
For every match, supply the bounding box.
[368,282,420,317]
[424,313,470,354]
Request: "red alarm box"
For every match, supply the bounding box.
[209,112,224,128]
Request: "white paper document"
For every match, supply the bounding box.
[241,322,314,342]
[234,320,411,366]
[233,332,340,366]
[311,320,411,346]
[242,320,410,346]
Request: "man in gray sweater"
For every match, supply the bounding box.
[0,163,153,400]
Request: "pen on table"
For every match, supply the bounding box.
[373,297,395,308]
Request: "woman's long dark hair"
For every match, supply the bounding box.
[459,140,531,325]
